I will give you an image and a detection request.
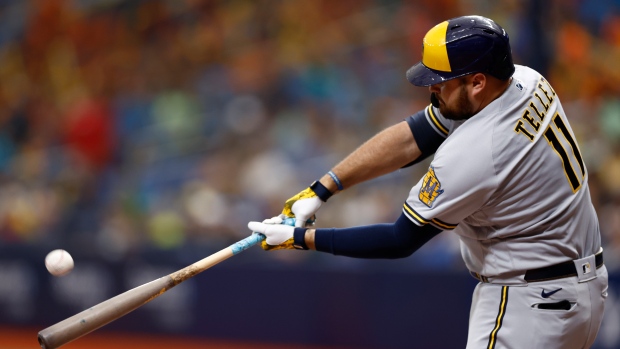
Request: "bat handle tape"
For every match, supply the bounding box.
[230,233,266,255]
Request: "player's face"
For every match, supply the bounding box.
[429,77,476,120]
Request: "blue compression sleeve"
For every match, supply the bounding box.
[314,213,442,259]
[402,109,446,168]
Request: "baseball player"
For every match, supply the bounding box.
[248,15,607,348]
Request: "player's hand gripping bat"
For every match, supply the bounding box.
[37,232,266,349]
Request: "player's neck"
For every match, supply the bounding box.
[474,77,512,114]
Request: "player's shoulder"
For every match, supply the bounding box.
[433,117,495,174]
[512,65,545,89]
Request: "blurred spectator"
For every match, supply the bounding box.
[0,0,616,272]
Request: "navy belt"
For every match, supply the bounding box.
[470,251,604,283]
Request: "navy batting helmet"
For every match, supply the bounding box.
[406,15,515,86]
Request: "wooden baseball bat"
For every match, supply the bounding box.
[37,233,265,349]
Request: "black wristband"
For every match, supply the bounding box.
[310,180,332,202]
[293,228,309,250]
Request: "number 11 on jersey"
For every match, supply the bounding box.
[543,112,586,193]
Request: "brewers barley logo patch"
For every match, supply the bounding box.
[419,166,444,207]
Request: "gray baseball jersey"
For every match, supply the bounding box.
[403,64,601,284]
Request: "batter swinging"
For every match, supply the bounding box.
[248,15,607,348]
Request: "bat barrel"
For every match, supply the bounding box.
[37,233,265,349]
[37,276,173,349]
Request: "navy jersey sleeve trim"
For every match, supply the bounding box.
[426,105,449,136]
[313,213,442,259]
[403,202,458,230]
[402,106,447,168]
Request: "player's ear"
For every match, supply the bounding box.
[469,73,487,96]
[471,73,486,89]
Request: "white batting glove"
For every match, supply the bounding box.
[281,187,323,227]
[248,221,296,250]
[262,214,285,225]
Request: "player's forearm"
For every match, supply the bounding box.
[302,213,441,258]
[319,121,421,193]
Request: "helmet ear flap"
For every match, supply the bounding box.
[486,37,515,80]
[491,52,515,80]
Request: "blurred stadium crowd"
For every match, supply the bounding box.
[0,0,618,270]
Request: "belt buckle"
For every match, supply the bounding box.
[573,254,597,283]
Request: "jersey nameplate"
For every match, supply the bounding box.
[513,77,556,141]
[512,77,586,193]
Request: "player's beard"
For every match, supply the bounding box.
[435,81,476,120]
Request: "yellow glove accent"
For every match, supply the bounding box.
[261,237,295,250]
[281,187,317,218]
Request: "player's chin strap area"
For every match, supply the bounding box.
[470,249,604,284]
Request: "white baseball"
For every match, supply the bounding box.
[45,249,74,276]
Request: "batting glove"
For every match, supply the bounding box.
[280,181,332,228]
[262,214,287,225]
[248,221,308,251]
